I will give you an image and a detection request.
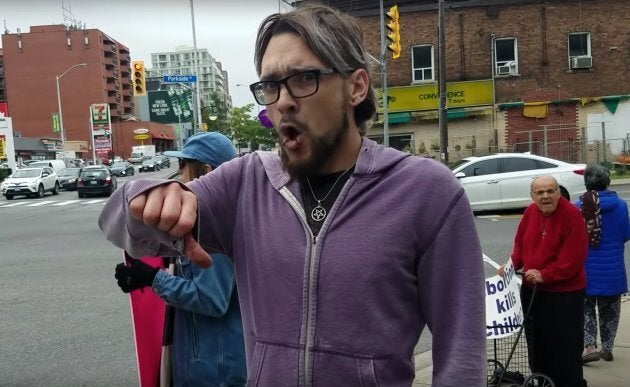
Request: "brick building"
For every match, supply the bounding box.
[1,24,174,160]
[302,0,630,164]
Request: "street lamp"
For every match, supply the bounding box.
[56,63,88,158]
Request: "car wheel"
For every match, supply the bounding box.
[52,182,60,195]
[5,194,13,200]
[78,192,85,198]
[559,186,570,201]
[37,184,45,198]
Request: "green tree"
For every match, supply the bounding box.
[202,92,230,135]
[230,104,277,151]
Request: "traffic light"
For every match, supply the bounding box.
[132,61,146,96]
[386,5,401,60]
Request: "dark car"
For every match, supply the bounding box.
[154,155,171,168]
[109,161,135,177]
[57,167,82,190]
[77,167,117,197]
[139,158,161,173]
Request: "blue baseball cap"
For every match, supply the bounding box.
[163,132,236,169]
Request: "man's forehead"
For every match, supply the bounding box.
[260,33,323,78]
[532,177,556,188]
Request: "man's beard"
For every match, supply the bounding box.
[279,106,349,180]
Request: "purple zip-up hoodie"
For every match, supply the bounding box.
[99,138,486,387]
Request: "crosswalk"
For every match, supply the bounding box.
[0,199,106,208]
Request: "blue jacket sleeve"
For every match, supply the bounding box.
[151,254,236,316]
[623,200,630,242]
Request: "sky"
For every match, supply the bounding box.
[0,0,294,108]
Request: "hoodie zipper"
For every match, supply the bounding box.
[278,187,318,386]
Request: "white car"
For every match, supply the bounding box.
[451,153,586,211]
[1,167,60,200]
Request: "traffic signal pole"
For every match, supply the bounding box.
[379,0,390,147]
[438,0,449,163]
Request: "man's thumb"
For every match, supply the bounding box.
[183,233,213,268]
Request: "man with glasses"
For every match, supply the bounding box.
[99,4,485,386]
[501,175,588,387]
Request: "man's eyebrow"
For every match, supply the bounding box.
[260,67,312,81]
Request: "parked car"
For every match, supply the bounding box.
[153,155,171,168]
[28,159,66,173]
[77,167,117,198]
[70,159,87,168]
[139,158,161,172]
[57,167,83,190]
[450,153,586,211]
[1,166,60,200]
[109,161,135,177]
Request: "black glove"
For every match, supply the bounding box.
[115,258,160,293]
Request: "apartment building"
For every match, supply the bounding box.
[149,46,231,110]
[1,24,138,159]
[306,0,630,164]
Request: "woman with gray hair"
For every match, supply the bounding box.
[575,164,630,363]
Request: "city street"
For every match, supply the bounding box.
[1,177,629,385]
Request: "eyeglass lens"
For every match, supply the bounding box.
[251,70,332,105]
[533,189,557,197]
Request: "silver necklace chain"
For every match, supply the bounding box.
[306,165,354,222]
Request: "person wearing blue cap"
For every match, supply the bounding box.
[114,132,246,386]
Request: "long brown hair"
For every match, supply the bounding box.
[180,158,209,181]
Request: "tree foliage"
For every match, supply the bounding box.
[229,104,277,151]
[201,92,230,136]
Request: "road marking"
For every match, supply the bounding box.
[24,200,56,207]
[83,199,105,204]
[476,215,501,219]
[0,202,29,207]
[52,200,81,206]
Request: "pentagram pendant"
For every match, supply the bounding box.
[311,204,327,222]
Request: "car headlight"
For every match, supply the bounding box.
[68,178,76,183]
[121,171,126,175]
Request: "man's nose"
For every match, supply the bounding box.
[276,84,297,112]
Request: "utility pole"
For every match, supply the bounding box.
[189,0,203,134]
[438,0,448,163]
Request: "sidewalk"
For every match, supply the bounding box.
[413,295,630,386]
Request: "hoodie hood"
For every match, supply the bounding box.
[596,190,623,213]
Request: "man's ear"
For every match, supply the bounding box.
[347,68,369,107]
[204,164,214,174]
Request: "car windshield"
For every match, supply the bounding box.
[28,162,50,168]
[12,169,41,178]
[81,170,107,178]
[58,168,81,176]
[450,159,473,170]
[111,162,126,168]
[142,159,155,165]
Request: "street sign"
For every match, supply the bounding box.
[51,113,60,133]
[134,134,150,140]
[162,75,197,83]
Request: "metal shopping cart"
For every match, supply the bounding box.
[486,272,555,387]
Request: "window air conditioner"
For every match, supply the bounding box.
[497,61,516,76]
[570,56,592,69]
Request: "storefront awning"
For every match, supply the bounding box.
[388,112,411,124]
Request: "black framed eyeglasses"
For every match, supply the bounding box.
[249,68,338,106]
[532,188,558,197]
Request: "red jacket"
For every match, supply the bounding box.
[511,197,588,292]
